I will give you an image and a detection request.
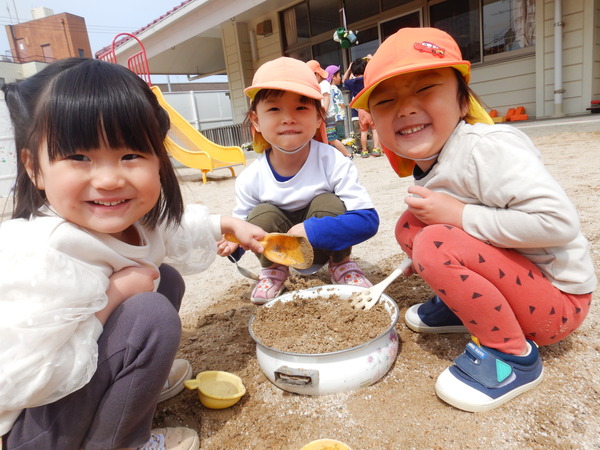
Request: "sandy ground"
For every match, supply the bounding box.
[2,129,598,449]
[148,129,600,449]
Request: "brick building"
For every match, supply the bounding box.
[5,8,92,64]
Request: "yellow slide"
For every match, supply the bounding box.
[151,86,246,184]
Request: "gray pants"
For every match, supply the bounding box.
[247,193,351,267]
[4,264,184,450]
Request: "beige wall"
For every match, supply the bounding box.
[0,60,48,84]
[592,0,600,101]
[535,0,597,117]
[471,56,537,117]
[223,11,286,123]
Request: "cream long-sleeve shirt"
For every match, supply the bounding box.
[0,204,221,435]
[414,121,596,295]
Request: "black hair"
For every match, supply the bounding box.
[452,68,486,123]
[2,58,183,228]
[350,58,368,76]
[244,88,326,129]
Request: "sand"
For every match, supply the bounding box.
[3,130,598,449]
[150,130,600,449]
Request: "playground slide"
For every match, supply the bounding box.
[151,86,245,184]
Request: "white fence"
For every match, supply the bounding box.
[0,99,16,198]
[0,90,236,198]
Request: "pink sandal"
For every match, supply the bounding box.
[251,264,289,305]
[329,260,372,287]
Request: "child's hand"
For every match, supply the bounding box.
[217,238,239,257]
[97,266,159,324]
[288,223,307,239]
[221,217,266,254]
[405,185,465,228]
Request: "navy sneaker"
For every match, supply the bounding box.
[435,338,544,412]
[405,295,468,333]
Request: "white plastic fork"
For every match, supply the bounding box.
[351,258,413,310]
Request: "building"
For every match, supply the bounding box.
[6,7,92,64]
[101,0,600,122]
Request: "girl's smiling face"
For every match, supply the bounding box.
[250,90,322,154]
[24,143,161,243]
[368,68,468,171]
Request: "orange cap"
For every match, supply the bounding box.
[244,57,327,153]
[350,27,493,177]
[351,27,470,111]
[306,60,329,79]
[245,57,323,102]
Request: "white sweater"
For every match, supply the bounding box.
[233,139,374,219]
[0,205,221,435]
[416,121,596,294]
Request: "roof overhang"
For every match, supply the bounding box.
[104,0,286,78]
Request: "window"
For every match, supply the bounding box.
[279,0,534,66]
[78,48,85,57]
[280,0,344,62]
[349,27,379,61]
[382,0,414,11]
[309,0,340,36]
[344,0,379,24]
[483,0,535,56]
[282,2,310,47]
[380,11,421,42]
[429,0,481,63]
[41,44,54,63]
[312,39,343,68]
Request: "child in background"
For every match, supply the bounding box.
[0,58,265,449]
[218,57,379,304]
[325,65,348,148]
[307,60,353,158]
[343,57,382,158]
[351,27,596,412]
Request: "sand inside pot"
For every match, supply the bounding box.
[251,291,392,354]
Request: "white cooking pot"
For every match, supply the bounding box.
[248,285,399,396]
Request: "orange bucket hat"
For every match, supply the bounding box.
[350,27,493,176]
[306,60,329,79]
[244,57,327,153]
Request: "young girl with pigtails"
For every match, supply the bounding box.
[0,57,265,449]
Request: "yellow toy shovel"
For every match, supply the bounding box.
[224,233,314,269]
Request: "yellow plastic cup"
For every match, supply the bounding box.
[183,371,246,409]
[301,439,352,450]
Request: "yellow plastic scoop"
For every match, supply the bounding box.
[224,232,314,269]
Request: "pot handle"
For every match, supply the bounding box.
[274,366,319,387]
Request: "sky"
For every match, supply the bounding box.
[0,0,225,82]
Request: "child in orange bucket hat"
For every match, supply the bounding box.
[352,27,595,412]
[218,57,379,304]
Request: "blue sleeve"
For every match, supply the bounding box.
[303,209,379,251]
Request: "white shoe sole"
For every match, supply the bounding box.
[435,366,545,412]
[404,303,468,334]
[158,359,193,403]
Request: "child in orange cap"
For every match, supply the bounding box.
[218,57,379,304]
[352,27,595,412]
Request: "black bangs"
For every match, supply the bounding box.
[39,59,169,160]
[255,88,314,105]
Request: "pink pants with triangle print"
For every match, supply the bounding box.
[395,211,591,355]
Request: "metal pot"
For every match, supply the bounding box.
[248,285,399,396]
